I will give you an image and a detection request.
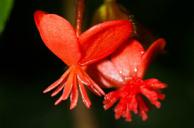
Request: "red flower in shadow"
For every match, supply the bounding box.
[91,39,166,121]
[34,10,133,109]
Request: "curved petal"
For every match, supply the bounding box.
[137,38,166,77]
[34,10,81,65]
[98,75,117,88]
[87,61,125,88]
[79,20,133,65]
[96,60,125,86]
[78,80,91,108]
[70,76,79,110]
[86,65,113,88]
[111,39,144,79]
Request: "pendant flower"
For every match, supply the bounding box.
[34,10,133,109]
[91,38,166,121]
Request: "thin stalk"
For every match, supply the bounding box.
[75,0,85,36]
[73,100,99,128]
[74,1,98,127]
[104,0,116,3]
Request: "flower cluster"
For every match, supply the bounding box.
[34,8,166,122]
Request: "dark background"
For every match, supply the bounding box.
[0,0,194,128]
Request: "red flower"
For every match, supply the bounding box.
[92,38,166,121]
[34,10,133,109]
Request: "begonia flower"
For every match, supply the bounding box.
[34,10,133,109]
[91,38,166,121]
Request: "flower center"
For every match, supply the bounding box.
[43,64,105,109]
[120,77,144,98]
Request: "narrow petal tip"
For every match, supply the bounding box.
[34,10,46,26]
[86,103,92,109]
[70,104,77,110]
[43,88,49,94]
[54,98,63,106]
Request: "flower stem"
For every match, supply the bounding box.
[76,0,85,36]
[73,101,99,128]
[104,0,116,3]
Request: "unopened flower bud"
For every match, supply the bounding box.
[92,0,130,24]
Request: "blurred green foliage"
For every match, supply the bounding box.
[0,0,13,33]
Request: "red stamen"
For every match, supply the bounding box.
[103,77,165,121]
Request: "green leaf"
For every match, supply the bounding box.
[0,0,14,34]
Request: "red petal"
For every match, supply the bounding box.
[144,78,167,89]
[137,96,149,121]
[103,91,119,110]
[87,64,119,88]
[79,20,133,65]
[78,69,105,96]
[137,38,166,77]
[77,70,101,96]
[97,60,125,87]
[111,39,144,78]
[129,95,138,114]
[98,74,117,88]
[124,105,132,122]
[140,87,161,108]
[157,93,166,100]
[34,10,81,65]
[87,65,113,88]
[51,82,65,97]
[114,99,126,119]
[43,68,70,93]
[70,76,79,110]
[34,10,45,26]
[55,72,74,105]
[78,80,91,108]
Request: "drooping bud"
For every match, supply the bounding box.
[92,0,130,24]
